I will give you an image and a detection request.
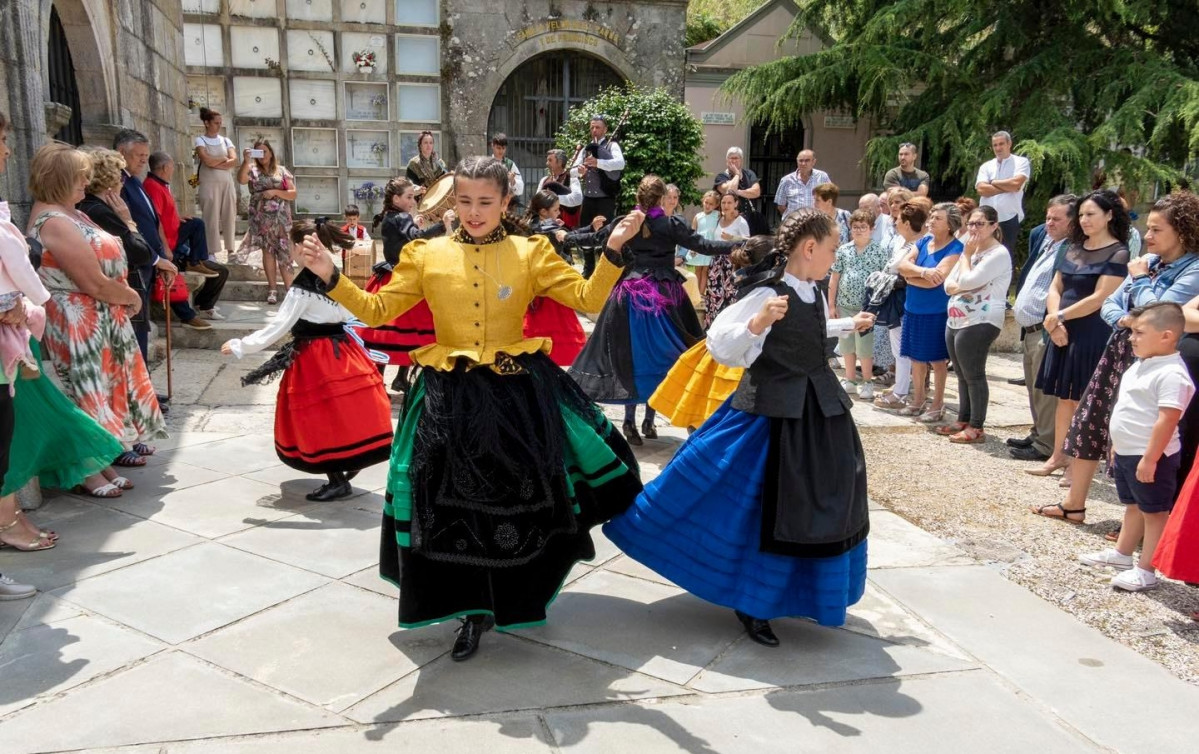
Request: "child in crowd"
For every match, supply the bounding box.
[0,202,49,388]
[222,220,393,502]
[1079,301,1195,591]
[829,210,890,401]
[686,190,721,296]
[341,204,371,242]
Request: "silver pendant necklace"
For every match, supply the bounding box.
[475,248,512,300]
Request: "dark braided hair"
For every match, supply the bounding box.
[1151,191,1199,254]
[454,155,510,197]
[291,218,354,252]
[739,209,837,290]
[372,177,415,231]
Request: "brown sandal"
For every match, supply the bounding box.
[1029,503,1086,525]
[948,427,985,444]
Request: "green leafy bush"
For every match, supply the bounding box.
[555,85,707,211]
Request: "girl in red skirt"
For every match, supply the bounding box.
[365,178,438,391]
[222,220,393,501]
[522,190,591,366]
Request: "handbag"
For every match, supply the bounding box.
[153,273,190,304]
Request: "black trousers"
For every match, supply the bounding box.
[579,196,616,279]
[175,217,209,265]
[191,258,229,312]
[945,323,1001,428]
[999,216,1021,261]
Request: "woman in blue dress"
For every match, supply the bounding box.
[605,209,875,645]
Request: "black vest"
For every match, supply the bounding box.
[582,138,621,198]
[730,283,852,419]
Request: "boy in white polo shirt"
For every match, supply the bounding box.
[1080,301,1195,591]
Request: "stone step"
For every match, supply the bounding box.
[221,279,273,302]
[152,301,279,351]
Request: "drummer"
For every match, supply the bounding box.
[405,130,447,198]
[537,149,583,229]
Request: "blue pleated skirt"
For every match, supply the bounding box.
[604,401,868,625]
[900,311,950,362]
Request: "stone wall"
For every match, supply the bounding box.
[442,0,689,158]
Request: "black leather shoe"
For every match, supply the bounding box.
[1007,377,1027,386]
[451,615,495,661]
[1009,445,1050,462]
[641,418,658,440]
[735,610,780,647]
[1005,435,1034,449]
[622,420,643,446]
[305,479,352,501]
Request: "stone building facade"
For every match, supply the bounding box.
[1,0,688,220]
[0,0,193,222]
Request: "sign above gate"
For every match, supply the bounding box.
[511,19,624,52]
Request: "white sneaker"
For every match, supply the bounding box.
[1111,567,1158,591]
[858,383,875,400]
[840,378,859,392]
[0,574,36,601]
[199,308,225,320]
[1079,548,1134,570]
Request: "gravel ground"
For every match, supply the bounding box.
[860,421,1199,686]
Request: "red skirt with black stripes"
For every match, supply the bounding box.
[359,270,436,366]
[273,337,394,474]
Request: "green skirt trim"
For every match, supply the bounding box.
[381,381,634,551]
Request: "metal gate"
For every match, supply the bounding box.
[486,52,623,205]
[750,121,805,230]
[47,5,84,146]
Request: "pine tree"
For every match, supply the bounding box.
[723,0,1199,207]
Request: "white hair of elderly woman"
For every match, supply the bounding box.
[726,146,744,159]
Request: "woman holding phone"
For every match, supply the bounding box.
[237,139,297,304]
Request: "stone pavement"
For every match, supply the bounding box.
[2,348,1198,753]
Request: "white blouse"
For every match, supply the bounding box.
[708,272,857,368]
[227,288,354,359]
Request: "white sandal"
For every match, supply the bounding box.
[266,289,278,305]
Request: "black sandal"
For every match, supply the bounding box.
[1029,503,1086,524]
[132,443,155,456]
[113,451,147,467]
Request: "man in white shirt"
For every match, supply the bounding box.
[571,115,625,277]
[537,149,583,228]
[975,131,1031,260]
[775,150,830,220]
[1009,195,1075,461]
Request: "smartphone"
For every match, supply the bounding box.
[248,148,265,158]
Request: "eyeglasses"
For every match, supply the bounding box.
[966,221,992,228]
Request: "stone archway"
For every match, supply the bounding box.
[41,0,116,139]
[449,30,637,161]
[486,51,623,204]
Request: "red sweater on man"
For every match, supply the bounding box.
[144,174,183,251]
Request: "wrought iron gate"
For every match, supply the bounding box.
[750,121,805,229]
[487,52,623,205]
[47,5,84,146]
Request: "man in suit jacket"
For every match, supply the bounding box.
[114,130,210,359]
[1007,194,1076,460]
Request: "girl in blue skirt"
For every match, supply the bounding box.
[605,209,874,646]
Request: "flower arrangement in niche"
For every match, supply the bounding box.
[370,141,388,155]
[353,181,384,214]
[370,93,387,108]
[353,49,377,73]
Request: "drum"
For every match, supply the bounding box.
[417,173,455,223]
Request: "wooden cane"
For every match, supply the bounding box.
[162,273,173,401]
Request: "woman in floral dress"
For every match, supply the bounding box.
[237,140,296,304]
[28,143,166,466]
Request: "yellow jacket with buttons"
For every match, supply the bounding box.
[327,233,621,371]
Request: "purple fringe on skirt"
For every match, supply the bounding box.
[614,277,687,313]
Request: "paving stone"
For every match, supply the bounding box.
[871,565,1199,754]
[865,511,976,569]
[543,672,1093,753]
[155,434,282,475]
[187,583,438,711]
[842,584,972,662]
[603,554,673,587]
[0,500,202,591]
[96,456,230,496]
[83,716,556,753]
[0,652,341,752]
[0,614,164,716]
[218,505,380,579]
[92,476,308,539]
[340,567,393,598]
[689,617,976,693]
[242,464,371,500]
[518,570,744,685]
[52,543,328,644]
[345,632,687,723]
[199,357,287,406]
[149,430,242,453]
